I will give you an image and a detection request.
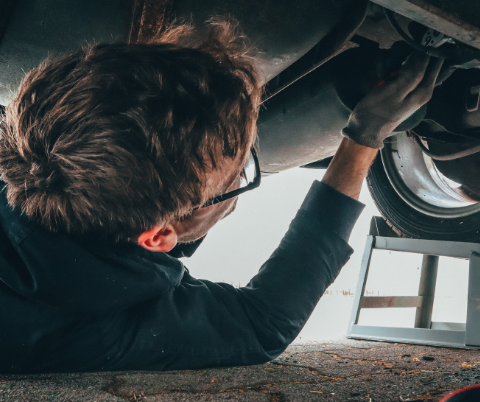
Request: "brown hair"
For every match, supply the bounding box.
[0,19,261,242]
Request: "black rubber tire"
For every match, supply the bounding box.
[440,384,480,401]
[366,154,480,242]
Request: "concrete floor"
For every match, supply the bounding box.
[1,338,480,401]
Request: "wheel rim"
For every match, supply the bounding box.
[380,132,480,218]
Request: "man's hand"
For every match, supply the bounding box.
[342,51,444,149]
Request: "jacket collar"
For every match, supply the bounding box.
[0,184,186,316]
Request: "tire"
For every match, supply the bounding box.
[366,133,480,242]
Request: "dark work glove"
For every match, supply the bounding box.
[342,51,444,149]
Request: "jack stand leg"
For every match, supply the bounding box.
[348,236,375,331]
[466,252,480,346]
[414,255,439,329]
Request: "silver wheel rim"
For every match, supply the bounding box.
[380,132,480,218]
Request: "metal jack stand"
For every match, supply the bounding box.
[347,216,480,348]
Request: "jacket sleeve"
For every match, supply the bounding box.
[97,181,364,371]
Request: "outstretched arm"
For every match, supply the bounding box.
[45,53,444,374]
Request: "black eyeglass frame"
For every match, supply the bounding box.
[196,148,261,209]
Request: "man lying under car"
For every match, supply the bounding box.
[0,21,442,373]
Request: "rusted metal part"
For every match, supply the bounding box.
[369,0,480,49]
[128,0,174,44]
[129,0,367,87]
[359,296,424,309]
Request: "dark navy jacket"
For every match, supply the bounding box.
[0,181,363,373]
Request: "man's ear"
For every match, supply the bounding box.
[138,224,178,252]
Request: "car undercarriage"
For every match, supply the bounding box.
[2,0,480,241]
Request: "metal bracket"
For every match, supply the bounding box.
[466,85,480,112]
[421,28,454,48]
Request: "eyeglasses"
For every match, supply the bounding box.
[197,148,261,209]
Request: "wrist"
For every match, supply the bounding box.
[321,138,378,200]
[342,124,390,150]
